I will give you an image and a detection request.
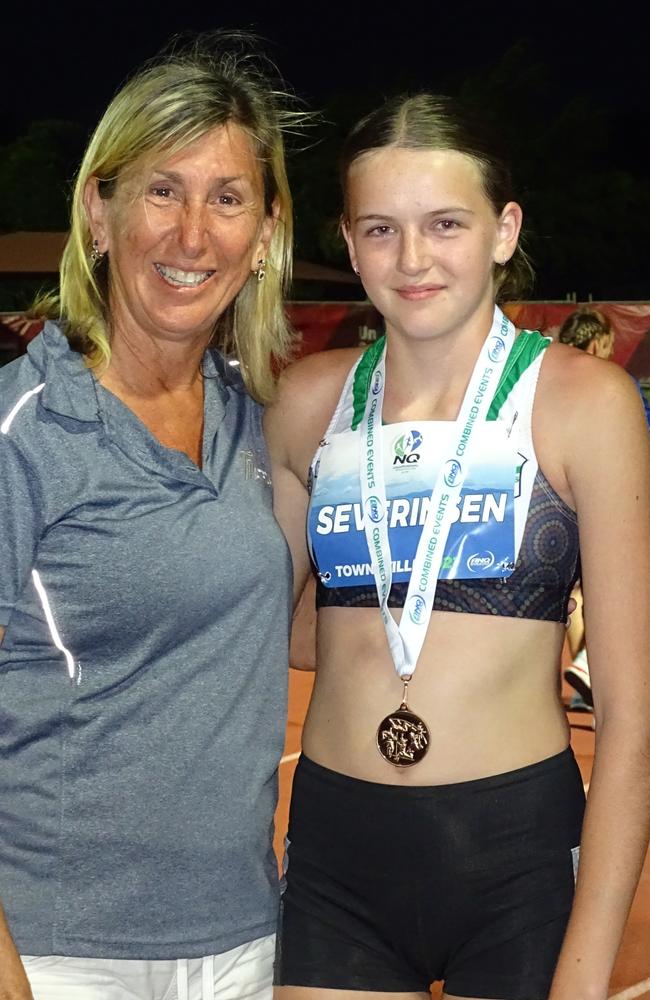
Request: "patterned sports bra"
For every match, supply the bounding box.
[308,332,580,623]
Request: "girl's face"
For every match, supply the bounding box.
[342,146,521,345]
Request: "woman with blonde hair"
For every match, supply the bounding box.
[0,33,299,1000]
[558,307,614,359]
[269,94,650,1000]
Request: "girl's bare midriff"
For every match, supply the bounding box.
[302,606,570,785]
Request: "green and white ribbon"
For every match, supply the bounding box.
[359,306,516,679]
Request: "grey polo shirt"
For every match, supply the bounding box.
[0,323,291,959]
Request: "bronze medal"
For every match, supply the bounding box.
[376,678,429,767]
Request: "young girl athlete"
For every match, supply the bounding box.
[267,95,650,1000]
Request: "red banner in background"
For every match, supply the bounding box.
[285,303,382,356]
[3,304,650,378]
[503,302,650,371]
[286,302,650,378]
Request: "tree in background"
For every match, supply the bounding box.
[0,48,648,307]
[453,42,648,301]
[0,120,86,231]
[287,41,648,302]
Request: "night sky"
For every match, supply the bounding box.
[4,2,647,141]
[3,1,648,301]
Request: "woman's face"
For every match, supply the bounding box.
[85,124,275,350]
[342,146,521,344]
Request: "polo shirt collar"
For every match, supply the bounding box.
[28,321,239,491]
[30,320,237,424]
[29,321,101,423]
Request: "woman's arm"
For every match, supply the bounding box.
[0,905,33,1000]
[547,359,650,1000]
[0,628,34,1000]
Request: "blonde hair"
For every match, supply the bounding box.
[558,308,613,351]
[36,33,304,403]
[340,93,534,304]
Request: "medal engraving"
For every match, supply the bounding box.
[376,706,430,766]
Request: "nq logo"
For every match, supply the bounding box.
[393,429,423,466]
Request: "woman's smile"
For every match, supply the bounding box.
[153,263,216,288]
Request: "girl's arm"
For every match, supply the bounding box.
[263,385,312,608]
[548,359,650,1000]
[264,349,359,622]
[289,577,317,671]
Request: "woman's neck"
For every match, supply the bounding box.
[99,327,209,399]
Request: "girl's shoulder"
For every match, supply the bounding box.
[274,346,364,421]
[537,346,649,609]
[281,345,363,388]
[539,340,641,413]
[265,347,364,475]
[535,341,648,484]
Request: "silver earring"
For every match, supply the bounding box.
[90,239,105,265]
[353,267,360,276]
[256,258,266,283]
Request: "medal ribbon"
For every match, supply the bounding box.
[359,306,516,679]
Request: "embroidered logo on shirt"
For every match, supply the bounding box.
[240,449,271,486]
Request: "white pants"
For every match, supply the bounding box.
[22,934,274,1000]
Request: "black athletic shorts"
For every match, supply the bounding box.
[275,748,585,999]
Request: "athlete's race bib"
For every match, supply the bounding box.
[310,420,518,586]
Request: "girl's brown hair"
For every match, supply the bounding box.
[340,93,534,303]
